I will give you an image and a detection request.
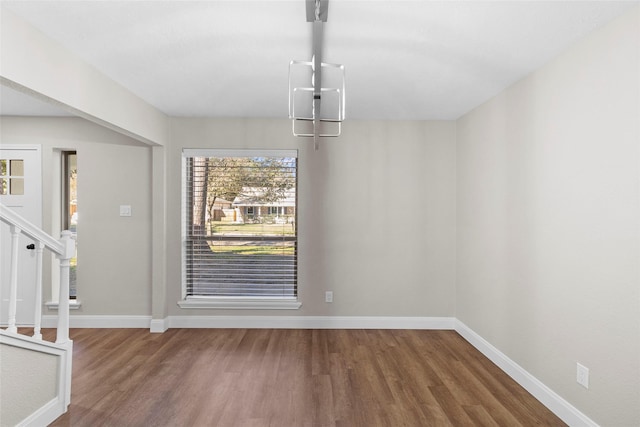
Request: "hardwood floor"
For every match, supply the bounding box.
[40,328,566,427]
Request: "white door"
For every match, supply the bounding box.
[0,145,42,325]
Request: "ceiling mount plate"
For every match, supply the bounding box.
[306,0,328,22]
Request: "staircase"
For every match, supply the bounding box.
[0,203,74,426]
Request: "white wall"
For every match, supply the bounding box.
[0,117,153,316]
[166,118,457,317]
[0,343,58,426]
[456,7,639,426]
[1,7,168,146]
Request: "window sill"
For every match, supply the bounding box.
[178,297,302,310]
[45,300,82,310]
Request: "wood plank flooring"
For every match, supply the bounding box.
[37,328,565,427]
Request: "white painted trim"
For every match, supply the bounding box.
[454,320,599,427]
[44,300,82,310]
[150,318,168,333]
[163,315,455,330]
[16,396,65,427]
[177,298,302,310]
[35,314,453,332]
[41,315,151,329]
[183,148,298,159]
[0,330,66,353]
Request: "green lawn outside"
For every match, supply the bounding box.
[210,221,295,236]
[208,244,295,256]
[207,221,295,255]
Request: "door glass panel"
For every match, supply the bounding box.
[1,159,7,195]
[1,159,26,194]
[10,159,24,175]
[10,178,24,195]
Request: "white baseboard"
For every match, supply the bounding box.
[41,315,152,329]
[454,320,599,427]
[157,315,455,330]
[39,315,453,330]
[150,318,168,333]
[41,315,453,330]
[17,396,66,427]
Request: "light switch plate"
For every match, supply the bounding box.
[119,205,132,217]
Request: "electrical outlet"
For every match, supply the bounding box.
[325,291,333,303]
[577,363,589,389]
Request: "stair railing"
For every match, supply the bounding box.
[0,203,75,343]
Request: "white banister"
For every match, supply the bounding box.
[56,231,75,344]
[0,204,64,255]
[7,225,21,334]
[0,203,72,343]
[0,202,75,421]
[33,241,45,340]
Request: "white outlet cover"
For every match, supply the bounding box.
[325,291,333,303]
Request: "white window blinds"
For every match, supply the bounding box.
[182,149,297,299]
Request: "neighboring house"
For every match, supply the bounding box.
[209,197,233,222]
[232,187,295,223]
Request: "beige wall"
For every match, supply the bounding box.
[0,117,153,316]
[456,7,639,426]
[166,119,457,317]
[1,117,457,319]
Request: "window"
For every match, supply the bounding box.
[268,206,283,216]
[180,149,299,309]
[45,150,81,310]
[62,151,78,299]
[0,159,24,195]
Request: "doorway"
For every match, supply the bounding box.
[0,145,42,325]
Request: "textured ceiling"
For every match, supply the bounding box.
[1,1,637,120]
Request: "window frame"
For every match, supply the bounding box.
[46,149,81,309]
[178,148,301,310]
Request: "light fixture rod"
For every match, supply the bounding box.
[291,0,342,149]
[307,0,328,149]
